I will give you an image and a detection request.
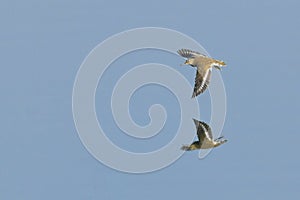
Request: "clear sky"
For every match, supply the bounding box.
[1,0,300,199]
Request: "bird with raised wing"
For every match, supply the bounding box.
[181,119,227,151]
[177,49,226,97]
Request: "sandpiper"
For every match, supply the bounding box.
[177,49,226,97]
[181,119,227,151]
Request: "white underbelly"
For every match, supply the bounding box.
[200,140,215,149]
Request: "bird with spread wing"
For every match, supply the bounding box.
[181,119,227,151]
[177,49,226,97]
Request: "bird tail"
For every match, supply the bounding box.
[181,145,192,151]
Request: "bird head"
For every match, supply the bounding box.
[220,60,226,66]
[214,138,228,147]
[217,60,226,66]
[212,60,226,70]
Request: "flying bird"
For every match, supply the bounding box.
[177,49,226,97]
[181,119,227,151]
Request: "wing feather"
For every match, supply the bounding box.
[177,49,207,58]
[199,121,213,141]
[192,68,211,97]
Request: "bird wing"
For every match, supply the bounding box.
[192,68,211,97]
[193,119,204,142]
[197,121,213,142]
[193,118,200,129]
[177,49,207,58]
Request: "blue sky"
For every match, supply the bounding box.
[1,0,300,199]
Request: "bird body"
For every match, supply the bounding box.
[177,49,226,97]
[181,119,227,151]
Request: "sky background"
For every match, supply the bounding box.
[1,0,300,199]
